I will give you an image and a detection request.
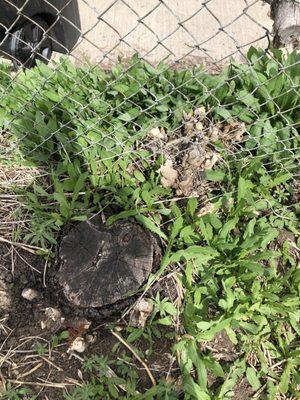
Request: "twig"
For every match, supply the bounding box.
[0,236,46,254]
[40,356,63,371]
[18,362,43,379]
[7,379,74,388]
[63,377,83,387]
[10,246,15,277]
[15,249,41,274]
[253,383,267,398]
[289,241,300,252]
[270,359,288,370]
[43,258,48,287]
[111,330,156,386]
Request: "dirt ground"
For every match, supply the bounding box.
[0,242,254,399]
[69,0,272,67]
[0,243,178,399]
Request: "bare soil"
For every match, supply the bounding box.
[0,244,176,399]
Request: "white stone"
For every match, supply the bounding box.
[69,337,86,353]
[21,288,39,301]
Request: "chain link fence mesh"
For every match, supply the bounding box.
[0,0,299,245]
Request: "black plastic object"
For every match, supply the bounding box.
[0,0,81,67]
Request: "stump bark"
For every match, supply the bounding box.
[58,218,160,309]
[265,0,300,48]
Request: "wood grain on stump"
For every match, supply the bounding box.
[58,219,159,308]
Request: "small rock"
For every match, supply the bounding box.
[2,271,13,284]
[184,147,206,168]
[21,288,39,301]
[136,298,153,313]
[222,122,246,143]
[176,174,194,197]
[75,317,91,331]
[130,298,153,328]
[68,337,86,353]
[68,317,91,332]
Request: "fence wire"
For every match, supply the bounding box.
[0,0,299,243]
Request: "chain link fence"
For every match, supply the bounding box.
[0,0,299,245]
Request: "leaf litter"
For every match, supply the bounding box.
[141,106,247,198]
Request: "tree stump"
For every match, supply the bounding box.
[58,218,161,309]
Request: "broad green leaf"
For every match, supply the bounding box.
[170,216,184,241]
[205,169,225,182]
[246,367,261,390]
[184,381,211,400]
[127,328,144,343]
[134,170,146,182]
[118,112,133,122]
[204,359,225,378]
[107,210,138,225]
[196,322,211,331]
[45,91,60,102]
[213,107,232,121]
[157,316,172,326]
[135,214,168,240]
[71,215,88,221]
[219,217,238,239]
[279,362,292,394]
[53,193,70,219]
[268,172,292,188]
[238,177,253,203]
[71,172,89,205]
[187,197,198,217]
[163,302,178,316]
[171,246,218,264]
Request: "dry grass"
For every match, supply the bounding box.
[0,334,82,397]
[0,153,46,243]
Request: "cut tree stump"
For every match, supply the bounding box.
[58,218,161,309]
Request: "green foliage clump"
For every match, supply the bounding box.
[0,48,299,247]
